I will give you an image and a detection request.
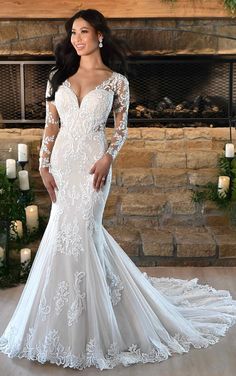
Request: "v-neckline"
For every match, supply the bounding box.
[64,71,116,108]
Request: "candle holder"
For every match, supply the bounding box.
[225,155,235,200]
[17,189,31,207]
[17,160,29,170]
[0,220,10,271]
[20,259,32,281]
[7,176,17,184]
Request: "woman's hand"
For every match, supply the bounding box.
[39,167,58,203]
[89,153,113,191]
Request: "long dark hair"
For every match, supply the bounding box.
[47,8,132,102]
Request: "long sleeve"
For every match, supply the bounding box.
[105,75,130,160]
[39,78,60,170]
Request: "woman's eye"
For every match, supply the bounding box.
[71,30,87,35]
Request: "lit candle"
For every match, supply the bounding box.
[225,143,235,158]
[25,205,39,232]
[18,170,30,190]
[10,220,23,239]
[20,248,31,264]
[6,159,16,179]
[218,176,230,197]
[0,246,5,267]
[18,144,28,162]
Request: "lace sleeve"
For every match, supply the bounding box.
[39,77,60,170]
[105,75,130,160]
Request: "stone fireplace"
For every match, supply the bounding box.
[1,17,236,265]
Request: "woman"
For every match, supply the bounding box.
[1,8,236,371]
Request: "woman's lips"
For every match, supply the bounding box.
[75,45,85,50]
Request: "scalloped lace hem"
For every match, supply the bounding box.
[0,321,236,370]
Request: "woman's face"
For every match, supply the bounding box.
[70,17,102,56]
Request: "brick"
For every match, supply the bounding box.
[168,190,196,215]
[18,21,58,39]
[11,36,53,54]
[186,140,212,150]
[106,225,141,256]
[141,128,166,140]
[166,128,184,140]
[141,228,173,256]
[0,22,18,43]
[184,127,211,140]
[121,193,167,216]
[211,128,234,141]
[155,152,186,168]
[216,234,236,258]
[187,151,219,169]
[175,228,216,257]
[120,168,153,187]
[104,193,119,219]
[144,141,166,150]
[153,168,188,188]
[113,150,155,169]
[188,168,218,186]
[164,139,185,150]
[205,215,230,227]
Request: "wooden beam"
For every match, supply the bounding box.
[0,0,233,19]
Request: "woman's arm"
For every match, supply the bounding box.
[105,75,130,160]
[39,77,60,170]
[39,75,60,203]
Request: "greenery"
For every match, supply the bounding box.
[192,154,236,210]
[0,164,47,288]
[162,0,236,14]
[224,0,236,14]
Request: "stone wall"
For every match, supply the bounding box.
[1,18,236,56]
[1,126,236,266]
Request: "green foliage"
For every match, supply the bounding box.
[0,164,48,288]
[0,164,34,223]
[224,0,236,13]
[192,154,236,211]
[162,0,236,14]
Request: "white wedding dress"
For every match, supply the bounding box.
[1,69,236,371]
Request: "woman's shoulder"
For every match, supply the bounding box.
[113,71,129,90]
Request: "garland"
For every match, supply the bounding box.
[192,154,236,210]
[162,0,236,14]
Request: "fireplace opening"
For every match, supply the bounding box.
[0,54,236,129]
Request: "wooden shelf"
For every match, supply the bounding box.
[0,0,233,19]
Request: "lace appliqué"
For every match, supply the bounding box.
[38,265,52,321]
[106,75,129,160]
[39,73,60,169]
[54,281,70,316]
[55,218,85,261]
[67,271,86,326]
[106,267,124,306]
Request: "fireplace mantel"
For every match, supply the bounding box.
[0,0,233,19]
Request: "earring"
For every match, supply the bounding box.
[99,39,103,48]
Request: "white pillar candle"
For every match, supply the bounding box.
[25,205,39,232]
[6,159,16,179]
[0,246,5,267]
[225,143,235,158]
[20,248,31,264]
[18,170,30,190]
[218,176,230,197]
[10,220,23,239]
[18,144,28,162]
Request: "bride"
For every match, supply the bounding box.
[1,8,236,371]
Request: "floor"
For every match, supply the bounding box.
[0,266,236,376]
